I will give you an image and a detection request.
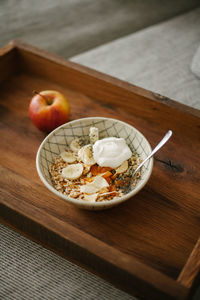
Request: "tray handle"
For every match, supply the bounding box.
[177,238,200,299]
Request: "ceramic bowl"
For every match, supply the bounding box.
[36,117,153,210]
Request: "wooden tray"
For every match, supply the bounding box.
[0,40,199,300]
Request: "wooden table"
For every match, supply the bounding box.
[0,40,200,300]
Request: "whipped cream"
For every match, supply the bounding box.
[93,137,132,168]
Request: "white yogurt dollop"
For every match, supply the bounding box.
[93,137,132,168]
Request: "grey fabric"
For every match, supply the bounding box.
[0,0,199,58]
[191,44,200,78]
[0,224,135,300]
[72,8,200,110]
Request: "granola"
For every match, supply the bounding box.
[49,128,142,202]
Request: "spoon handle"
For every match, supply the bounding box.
[133,130,172,175]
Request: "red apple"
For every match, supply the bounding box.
[29,90,70,132]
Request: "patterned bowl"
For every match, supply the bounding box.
[36,117,153,210]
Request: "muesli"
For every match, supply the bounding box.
[49,127,142,202]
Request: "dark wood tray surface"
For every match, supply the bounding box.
[0,40,200,300]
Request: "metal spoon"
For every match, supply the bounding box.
[132,130,173,177]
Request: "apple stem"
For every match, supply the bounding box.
[33,90,52,105]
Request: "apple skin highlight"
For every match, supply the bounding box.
[29,90,70,132]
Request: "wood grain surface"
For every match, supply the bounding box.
[0,41,200,300]
[178,238,200,298]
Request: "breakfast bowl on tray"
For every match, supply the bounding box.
[36,117,153,210]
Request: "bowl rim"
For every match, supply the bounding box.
[36,117,153,208]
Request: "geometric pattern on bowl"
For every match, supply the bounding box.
[36,117,153,210]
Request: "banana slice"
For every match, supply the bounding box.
[70,138,85,152]
[80,184,97,194]
[84,193,98,202]
[62,163,83,180]
[60,151,76,163]
[78,144,96,165]
[115,160,128,174]
[80,176,109,194]
[89,127,99,144]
